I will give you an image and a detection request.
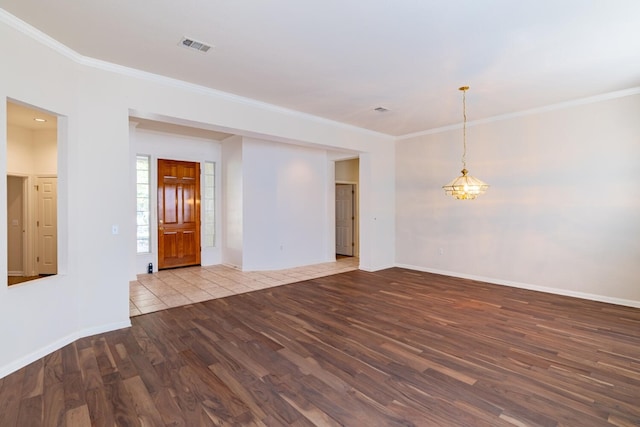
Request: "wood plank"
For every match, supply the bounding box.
[122,375,165,426]
[77,347,103,391]
[103,377,140,426]
[16,395,42,427]
[42,381,65,426]
[84,387,116,427]
[20,359,43,399]
[64,404,91,427]
[152,387,187,427]
[42,349,63,388]
[1,267,639,425]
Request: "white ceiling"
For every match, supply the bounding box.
[2,1,639,136]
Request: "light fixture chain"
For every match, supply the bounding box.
[442,85,489,199]
[462,88,467,170]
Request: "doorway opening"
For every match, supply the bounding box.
[6,100,58,286]
[335,158,359,258]
[336,183,355,256]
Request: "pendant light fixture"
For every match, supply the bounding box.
[442,86,489,200]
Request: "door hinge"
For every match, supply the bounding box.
[37,220,40,227]
[37,256,40,262]
[35,185,39,191]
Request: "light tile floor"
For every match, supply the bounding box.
[130,257,359,316]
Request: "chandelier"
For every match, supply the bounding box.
[442,86,489,200]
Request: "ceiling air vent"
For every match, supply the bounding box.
[179,37,212,53]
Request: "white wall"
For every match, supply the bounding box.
[396,92,640,307]
[221,136,336,271]
[359,148,396,271]
[130,126,222,276]
[221,135,244,268]
[242,138,330,270]
[0,15,93,379]
[0,12,395,378]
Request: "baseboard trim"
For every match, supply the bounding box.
[0,319,131,379]
[79,320,132,340]
[395,263,640,309]
[359,263,395,272]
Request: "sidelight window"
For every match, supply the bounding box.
[136,155,150,253]
[203,161,215,247]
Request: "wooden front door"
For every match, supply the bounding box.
[158,159,201,269]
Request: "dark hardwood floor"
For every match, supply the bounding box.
[7,275,48,286]
[1,268,639,426]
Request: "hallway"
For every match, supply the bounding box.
[130,257,358,316]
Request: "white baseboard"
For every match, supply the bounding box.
[395,263,640,309]
[79,320,132,339]
[0,319,131,379]
[359,263,395,272]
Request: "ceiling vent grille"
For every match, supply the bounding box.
[179,37,212,53]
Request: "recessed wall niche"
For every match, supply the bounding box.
[6,100,58,286]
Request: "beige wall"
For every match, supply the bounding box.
[335,158,359,183]
[33,129,57,174]
[7,125,57,175]
[7,125,33,174]
[396,91,640,307]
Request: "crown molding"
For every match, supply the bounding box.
[397,86,640,141]
[0,8,82,61]
[6,7,634,144]
[1,8,392,142]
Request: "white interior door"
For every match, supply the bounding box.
[37,176,57,275]
[335,183,354,256]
